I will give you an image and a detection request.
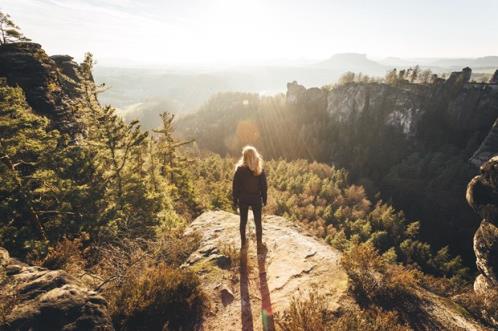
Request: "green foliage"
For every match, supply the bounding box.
[83,104,160,238]
[0,85,60,256]
[0,55,198,258]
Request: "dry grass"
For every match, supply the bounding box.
[0,269,17,327]
[454,288,498,327]
[109,262,204,331]
[219,243,240,270]
[331,306,411,331]
[153,229,201,267]
[275,292,332,331]
[37,237,86,274]
[88,234,205,331]
[275,291,410,331]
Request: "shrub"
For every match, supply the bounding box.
[219,243,240,270]
[331,307,410,331]
[454,289,498,327]
[341,243,418,308]
[153,229,201,267]
[275,291,410,331]
[275,292,332,331]
[110,263,204,331]
[38,237,85,273]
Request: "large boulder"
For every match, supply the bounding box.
[0,247,114,331]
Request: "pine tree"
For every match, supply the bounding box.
[0,86,57,255]
[152,112,199,219]
[0,12,30,44]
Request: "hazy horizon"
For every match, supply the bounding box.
[2,0,498,67]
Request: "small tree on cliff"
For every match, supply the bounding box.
[0,12,30,45]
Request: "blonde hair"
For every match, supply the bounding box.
[235,145,264,175]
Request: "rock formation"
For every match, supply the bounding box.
[490,70,498,85]
[0,247,114,330]
[0,42,96,138]
[466,156,498,318]
[467,156,498,327]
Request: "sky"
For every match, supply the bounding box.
[2,0,498,66]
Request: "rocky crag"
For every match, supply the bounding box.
[0,247,113,331]
[467,156,498,326]
[184,211,489,331]
[0,42,98,138]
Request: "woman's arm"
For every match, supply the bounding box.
[260,170,268,206]
[232,168,241,208]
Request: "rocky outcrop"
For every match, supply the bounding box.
[184,210,348,331]
[471,118,498,167]
[467,157,498,306]
[325,82,428,137]
[185,211,488,331]
[0,247,113,331]
[0,42,91,137]
[491,70,498,85]
[286,81,327,110]
[287,69,498,144]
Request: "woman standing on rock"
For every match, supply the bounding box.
[232,145,268,250]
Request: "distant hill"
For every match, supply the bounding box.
[314,53,388,75]
[431,56,498,68]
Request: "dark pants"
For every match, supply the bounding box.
[239,202,262,245]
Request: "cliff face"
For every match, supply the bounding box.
[286,74,498,263]
[0,42,93,137]
[288,75,498,150]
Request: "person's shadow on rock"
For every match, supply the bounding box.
[257,247,275,331]
[240,248,254,331]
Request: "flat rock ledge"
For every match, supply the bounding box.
[184,210,348,331]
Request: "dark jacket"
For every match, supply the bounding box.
[232,165,268,206]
